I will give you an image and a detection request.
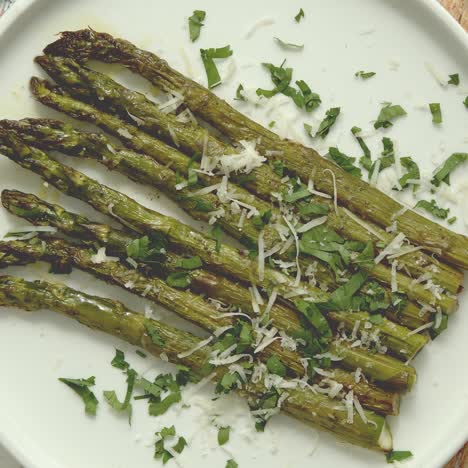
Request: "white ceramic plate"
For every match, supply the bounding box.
[0,1,467,467]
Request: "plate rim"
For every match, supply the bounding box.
[0,0,466,467]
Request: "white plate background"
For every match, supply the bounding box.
[0,1,467,467]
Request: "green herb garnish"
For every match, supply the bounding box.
[448,216,457,225]
[272,159,284,177]
[103,368,137,422]
[266,354,287,377]
[154,426,187,464]
[235,84,246,101]
[385,450,413,463]
[257,61,321,111]
[218,426,231,446]
[210,224,222,252]
[188,10,206,42]
[136,350,147,358]
[111,349,130,370]
[355,71,376,79]
[175,255,203,270]
[166,271,191,288]
[374,103,407,129]
[351,126,372,170]
[448,73,459,85]
[299,203,329,217]
[429,103,442,123]
[369,314,384,325]
[431,153,468,186]
[315,107,340,138]
[126,233,167,261]
[397,156,420,191]
[144,321,166,347]
[58,376,99,415]
[328,147,362,177]
[294,8,305,22]
[200,45,233,89]
[415,199,449,219]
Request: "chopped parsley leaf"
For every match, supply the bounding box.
[353,242,375,270]
[294,8,305,22]
[299,202,329,217]
[235,84,246,101]
[374,103,407,129]
[268,120,276,128]
[314,107,340,138]
[396,156,420,191]
[464,96,468,108]
[295,301,332,338]
[218,426,231,446]
[415,199,450,219]
[188,10,206,42]
[385,450,413,463]
[210,224,223,252]
[252,209,272,228]
[154,426,187,464]
[369,314,384,325]
[429,103,442,123]
[355,70,376,79]
[200,45,233,89]
[103,368,137,422]
[126,233,167,261]
[111,349,130,370]
[58,376,99,416]
[431,153,468,186]
[448,73,459,85]
[266,354,287,377]
[257,61,321,111]
[166,271,191,288]
[351,126,372,170]
[325,270,369,311]
[175,255,203,270]
[144,320,166,347]
[448,216,457,225]
[328,147,362,178]
[272,159,284,177]
[136,350,147,358]
[274,37,304,49]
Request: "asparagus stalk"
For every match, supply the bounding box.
[0,275,392,451]
[0,142,417,391]
[33,54,463,295]
[0,235,408,406]
[0,132,432,339]
[23,80,458,314]
[43,29,468,269]
[1,189,427,364]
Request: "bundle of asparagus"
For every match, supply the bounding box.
[0,28,466,457]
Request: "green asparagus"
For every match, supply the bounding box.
[0,275,392,451]
[22,80,458,314]
[0,231,415,396]
[43,29,468,269]
[0,140,417,391]
[31,54,463,294]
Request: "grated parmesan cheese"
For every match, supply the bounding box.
[296,215,328,234]
[177,336,214,358]
[91,247,119,264]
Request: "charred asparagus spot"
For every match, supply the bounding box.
[20,79,459,314]
[43,28,468,269]
[0,275,392,451]
[31,54,464,294]
[0,140,417,391]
